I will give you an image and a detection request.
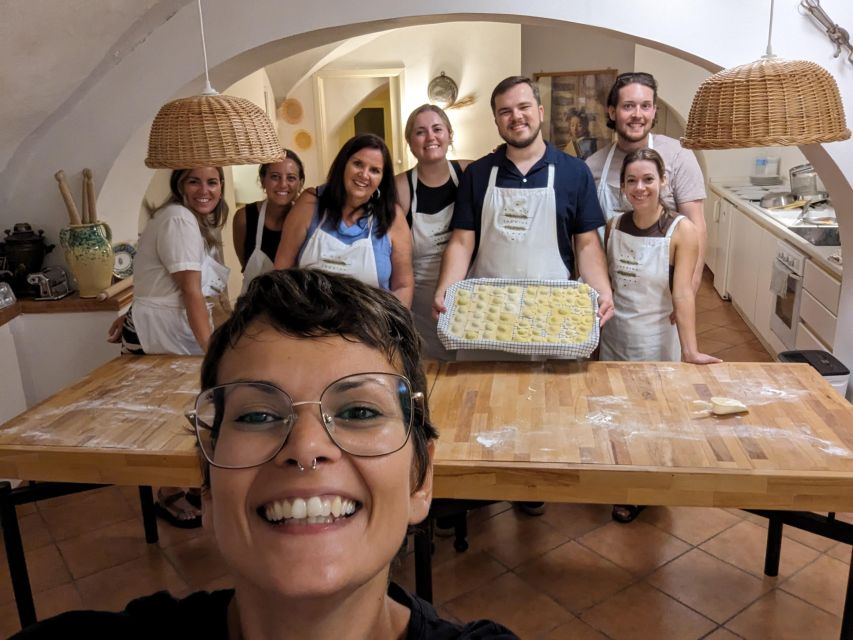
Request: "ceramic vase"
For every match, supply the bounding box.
[59,222,114,297]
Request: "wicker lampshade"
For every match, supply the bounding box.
[681,56,850,149]
[145,93,284,169]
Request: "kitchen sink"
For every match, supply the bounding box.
[786,224,840,246]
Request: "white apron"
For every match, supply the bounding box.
[599,212,684,362]
[134,251,230,355]
[240,200,275,294]
[411,161,458,359]
[462,163,567,361]
[470,164,567,280]
[298,212,380,287]
[596,134,656,238]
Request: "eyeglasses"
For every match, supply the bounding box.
[187,373,423,469]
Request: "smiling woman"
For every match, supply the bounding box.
[274,134,415,308]
[12,270,519,640]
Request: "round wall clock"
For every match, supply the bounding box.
[112,242,136,279]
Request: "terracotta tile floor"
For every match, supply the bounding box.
[0,270,849,638]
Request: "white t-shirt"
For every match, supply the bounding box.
[134,203,206,300]
[585,133,706,212]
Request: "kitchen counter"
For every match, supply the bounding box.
[710,180,842,280]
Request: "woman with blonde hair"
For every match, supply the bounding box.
[396,104,470,358]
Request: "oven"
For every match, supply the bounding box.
[770,240,806,350]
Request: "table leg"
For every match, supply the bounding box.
[764,515,783,577]
[842,547,853,640]
[0,481,36,629]
[414,520,433,603]
[138,486,159,544]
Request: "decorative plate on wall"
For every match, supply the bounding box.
[294,129,313,150]
[279,98,304,124]
[428,72,458,108]
[112,242,136,279]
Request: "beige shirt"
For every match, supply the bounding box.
[585,133,706,212]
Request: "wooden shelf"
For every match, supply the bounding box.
[18,287,132,314]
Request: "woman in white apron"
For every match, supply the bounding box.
[599,148,720,522]
[107,166,232,529]
[395,105,471,359]
[275,134,414,307]
[233,149,305,294]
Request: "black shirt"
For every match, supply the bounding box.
[405,160,464,225]
[242,201,284,270]
[12,583,519,640]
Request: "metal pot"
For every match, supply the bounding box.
[1,223,55,295]
[760,192,797,209]
[789,164,819,197]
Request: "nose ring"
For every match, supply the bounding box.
[296,458,318,472]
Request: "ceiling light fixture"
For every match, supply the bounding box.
[145,0,283,168]
[681,0,850,149]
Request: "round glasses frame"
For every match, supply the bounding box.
[186,373,424,470]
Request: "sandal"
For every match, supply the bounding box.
[184,489,202,510]
[611,504,646,523]
[155,490,202,529]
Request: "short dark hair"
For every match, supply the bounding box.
[199,269,437,490]
[319,134,397,238]
[258,148,305,183]
[490,76,541,114]
[606,72,658,130]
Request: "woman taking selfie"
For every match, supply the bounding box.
[21,270,518,640]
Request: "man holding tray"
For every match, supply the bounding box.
[433,76,614,327]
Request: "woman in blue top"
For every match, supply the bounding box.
[275,134,414,307]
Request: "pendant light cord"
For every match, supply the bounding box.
[765,0,776,57]
[197,0,218,95]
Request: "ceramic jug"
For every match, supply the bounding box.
[59,222,114,297]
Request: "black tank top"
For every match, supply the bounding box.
[405,160,463,226]
[243,201,283,270]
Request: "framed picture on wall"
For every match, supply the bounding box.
[533,69,617,160]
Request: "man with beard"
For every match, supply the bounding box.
[586,72,706,292]
[434,76,613,326]
[432,76,613,518]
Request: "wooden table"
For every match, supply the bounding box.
[1,356,853,636]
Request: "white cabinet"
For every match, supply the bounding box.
[727,206,764,323]
[712,199,735,298]
[704,190,720,271]
[753,224,779,343]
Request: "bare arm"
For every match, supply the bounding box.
[172,269,211,351]
[432,229,475,318]
[678,199,706,293]
[394,172,411,221]
[232,206,248,269]
[388,204,414,307]
[671,221,720,364]
[574,229,614,326]
[274,189,317,269]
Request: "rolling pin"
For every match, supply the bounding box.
[96,275,133,301]
[83,168,98,223]
[81,174,89,224]
[54,170,82,225]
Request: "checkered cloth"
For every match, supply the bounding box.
[437,278,600,358]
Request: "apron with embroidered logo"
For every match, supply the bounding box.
[298,212,380,287]
[599,212,684,362]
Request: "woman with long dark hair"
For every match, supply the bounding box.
[274,134,414,307]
